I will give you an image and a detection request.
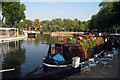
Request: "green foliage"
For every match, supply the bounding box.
[39,28,44,33]
[57,36,66,43]
[89,1,120,33]
[112,1,120,26]
[57,36,76,43]
[89,38,96,48]
[57,35,104,59]
[65,36,76,43]
[96,37,104,45]
[17,19,33,31]
[41,18,89,32]
[33,19,40,29]
[80,23,85,31]
[88,36,104,48]
[3,48,25,69]
[19,28,23,35]
[2,2,26,27]
[24,19,33,29]
[80,39,89,59]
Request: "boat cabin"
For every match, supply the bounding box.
[47,43,86,62]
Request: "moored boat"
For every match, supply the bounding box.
[43,34,106,71]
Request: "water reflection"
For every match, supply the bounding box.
[1,40,25,79]
[34,34,58,44]
[0,34,57,79]
[2,49,25,79]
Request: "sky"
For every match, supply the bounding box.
[21,0,103,2]
[22,2,101,21]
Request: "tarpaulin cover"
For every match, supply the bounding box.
[52,53,65,61]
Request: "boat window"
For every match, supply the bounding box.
[51,44,55,55]
[56,46,61,54]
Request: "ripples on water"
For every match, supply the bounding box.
[0,34,57,79]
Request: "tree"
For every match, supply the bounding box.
[80,23,85,31]
[41,20,49,32]
[41,18,88,32]
[74,18,79,22]
[63,19,72,31]
[17,19,33,29]
[82,21,90,32]
[52,18,64,31]
[2,2,26,27]
[112,1,120,33]
[33,19,40,30]
[89,14,98,31]
[53,25,60,32]
[24,19,33,29]
[89,1,115,33]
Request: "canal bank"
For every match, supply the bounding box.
[64,51,119,79]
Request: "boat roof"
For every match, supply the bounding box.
[55,43,79,47]
[77,34,86,37]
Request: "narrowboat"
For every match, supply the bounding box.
[43,35,105,71]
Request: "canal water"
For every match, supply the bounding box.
[0,34,57,79]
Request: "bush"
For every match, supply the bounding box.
[19,28,23,35]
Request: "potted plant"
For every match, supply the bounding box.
[80,39,89,59]
[66,36,76,43]
[57,36,76,43]
[57,36,66,43]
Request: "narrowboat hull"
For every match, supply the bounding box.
[43,57,71,71]
[43,62,68,71]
